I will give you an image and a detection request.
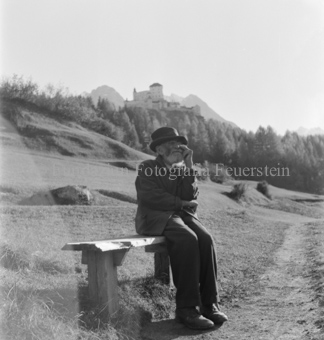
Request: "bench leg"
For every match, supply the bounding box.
[154,252,171,285]
[145,244,172,286]
[81,250,88,265]
[87,251,118,317]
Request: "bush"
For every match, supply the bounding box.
[0,76,99,124]
[227,182,248,201]
[257,180,272,199]
[0,75,38,102]
[0,100,31,130]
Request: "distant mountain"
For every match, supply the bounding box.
[180,94,237,127]
[296,127,324,136]
[88,85,125,110]
[165,93,237,127]
[81,91,90,98]
[164,93,185,103]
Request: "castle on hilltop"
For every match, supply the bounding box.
[125,83,201,115]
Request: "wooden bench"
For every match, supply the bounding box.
[62,235,171,317]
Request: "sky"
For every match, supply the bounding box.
[1,0,324,135]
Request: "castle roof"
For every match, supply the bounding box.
[150,83,162,87]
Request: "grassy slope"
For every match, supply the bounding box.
[0,106,152,161]
[0,111,323,339]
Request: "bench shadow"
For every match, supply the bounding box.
[29,283,112,329]
[141,318,224,340]
[36,286,81,321]
[10,281,224,338]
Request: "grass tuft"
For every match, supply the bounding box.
[127,275,175,320]
[226,182,248,201]
[256,180,272,199]
[0,243,31,271]
[33,256,71,275]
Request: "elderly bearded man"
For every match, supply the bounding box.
[135,127,228,330]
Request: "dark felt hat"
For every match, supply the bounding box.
[149,127,188,152]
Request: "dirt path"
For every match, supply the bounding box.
[141,217,324,340]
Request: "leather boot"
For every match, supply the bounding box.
[200,303,228,324]
[176,307,214,330]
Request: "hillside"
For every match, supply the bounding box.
[0,102,152,162]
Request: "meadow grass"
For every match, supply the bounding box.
[0,205,169,339]
[0,203,288,339]
[0,147,296,339]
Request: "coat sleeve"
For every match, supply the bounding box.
[135,162,183,211]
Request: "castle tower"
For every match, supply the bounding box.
[149,83,163,100]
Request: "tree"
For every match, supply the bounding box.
[97,97,115,120]
[253,126,283,168]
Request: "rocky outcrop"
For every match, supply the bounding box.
[19,185,94,206]
[50,185,93,205]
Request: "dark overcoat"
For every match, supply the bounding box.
[135,155,199,235]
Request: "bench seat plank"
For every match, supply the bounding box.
[62,235,166,252]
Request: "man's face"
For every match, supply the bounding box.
[157,140,184,166]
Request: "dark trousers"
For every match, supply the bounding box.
[163,211,218,309]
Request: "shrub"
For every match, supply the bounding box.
[0,75,38,102]
[227,182,248,201]
[0,76,99,125]
[257,180,272,199]
[0,101,31,130]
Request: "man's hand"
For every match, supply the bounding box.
[179,145,193,168]
[182,200,198,209]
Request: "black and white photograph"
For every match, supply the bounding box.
[1,1,324,339]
